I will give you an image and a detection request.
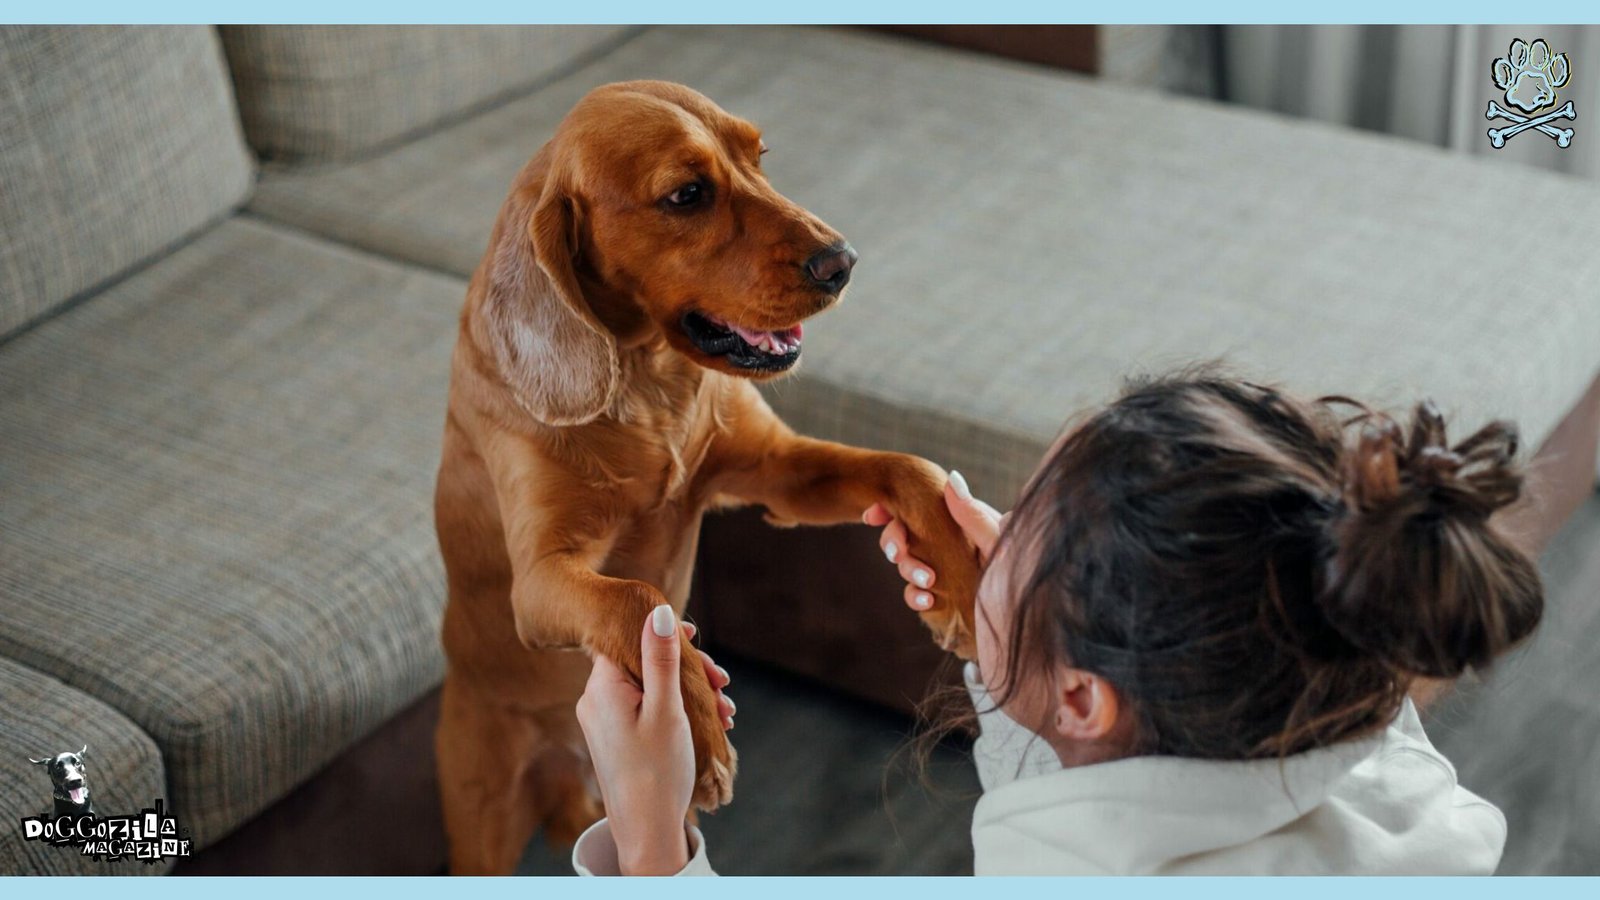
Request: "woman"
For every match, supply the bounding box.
[572,373,1543,875]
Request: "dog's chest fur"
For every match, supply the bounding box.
[581,356,728,596]
[597,351,723,508]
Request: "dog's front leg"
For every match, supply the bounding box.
[706,387,980,657]
[482,433,737,812]
[510,549,735,810]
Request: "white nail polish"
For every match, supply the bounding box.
[651,604,676,638]
[915,592,933,609]
[885,541,898,562]
[949,470,972,500]
[913,569,930,587]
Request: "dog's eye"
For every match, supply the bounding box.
[664,181,706,210]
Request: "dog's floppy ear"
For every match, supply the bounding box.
[79,744,87,760]
[481,155,618,426]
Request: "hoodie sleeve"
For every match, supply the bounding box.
[571,817,716,876]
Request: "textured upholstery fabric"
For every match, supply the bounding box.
[250,25,1600,506]
[219,25,642,162]
[0,26,254,340]
[0,217,457,848]
[0,657,169,875]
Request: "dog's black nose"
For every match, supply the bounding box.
[805,242,858,293]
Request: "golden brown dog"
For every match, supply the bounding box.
[433,81,980,875]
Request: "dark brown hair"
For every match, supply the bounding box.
[982,371,1544,759]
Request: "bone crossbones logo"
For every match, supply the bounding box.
[1487,39,1575,148]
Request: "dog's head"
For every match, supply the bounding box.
[30,745,90,808]
[477,80,855,425]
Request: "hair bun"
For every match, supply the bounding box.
[1316,401,1543,678]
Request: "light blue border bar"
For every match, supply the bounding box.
[5,1,1599,893]
[15,875,1600,892]
[9,2,1600,24]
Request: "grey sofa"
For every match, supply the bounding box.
[2,25,1597,876]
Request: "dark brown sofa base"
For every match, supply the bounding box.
[694,372,1600,717]
[173,690,445,875]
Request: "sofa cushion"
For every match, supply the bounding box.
[219,25,642,162]
[0,216,457,848]
[0,26,254,340]
[0,657,169,874]
[249,25,1600,505]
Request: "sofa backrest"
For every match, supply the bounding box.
[218,26,639,163]
[0,26,255,340]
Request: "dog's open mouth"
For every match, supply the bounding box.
[681,311,803,372]
[67,786,86,804]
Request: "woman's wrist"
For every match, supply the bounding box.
[615,819,691,876]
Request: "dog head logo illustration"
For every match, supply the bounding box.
[17,748,195,865]
[29,745,93,816]
[1487,39,1575,148]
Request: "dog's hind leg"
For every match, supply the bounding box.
[437,673,548,875]
[536,740,603,848]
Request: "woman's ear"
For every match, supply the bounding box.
[1051,667,1123,744]
[480,167,619,426]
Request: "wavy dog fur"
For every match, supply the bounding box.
[433,81,980,875]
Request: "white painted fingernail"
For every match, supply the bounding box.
[651,604,676,638]
[885,541,898,562]
[724,696,736,715]
[915,592,933,609]
[913,569,931,587]
[949,470,972,500]
[715,665,730,684]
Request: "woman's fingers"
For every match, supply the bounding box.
[862,502,892,527]
[904,582,935,611]
[697,650,729,689]
[690,648,734,730]
[877,516,908,561]
[874,510,939,592]
[898,552,934,591]
[945,470,1003,562]
[639,605,684,718]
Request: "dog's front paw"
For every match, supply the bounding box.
[691,736,737,812]
[890,457,981,659]
[916,547,980,660]
[681,643,738,811]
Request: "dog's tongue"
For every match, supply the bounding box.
[69,787,85,804]
[726,321,803,354]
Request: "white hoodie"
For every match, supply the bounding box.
[574,664,1505,875]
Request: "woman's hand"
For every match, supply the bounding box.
[863,469,1004,612]
[575,605,734,876]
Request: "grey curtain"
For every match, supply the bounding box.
[1201,26,1600,178]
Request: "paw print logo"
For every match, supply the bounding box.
[1493,39,1570,112]
[1486,39,1575,149]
